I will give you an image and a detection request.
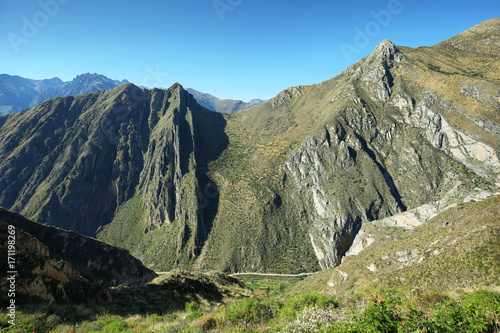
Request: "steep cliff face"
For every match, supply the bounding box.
[101,85,227,266]
[0,84,149,235]
[0,83,225,242]
[279,38,498,269]
[0,81,227,269]
[0,208,156,305]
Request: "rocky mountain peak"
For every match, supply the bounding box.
[171,82,184,90]
[363,39,406,67]
[340,39,407,103]
[374,39,397,55]
[73,72,129,86]
[340,39,406,82]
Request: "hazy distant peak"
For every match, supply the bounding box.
[248,98,268,104]
[186,88,264,113]
[0,73,130,114]
[37,77,65,86]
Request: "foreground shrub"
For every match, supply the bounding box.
[461,290,500,319]
[225,297,282,325]
[2,311,50,333]
[280,292,340,320]
[352,298,400,333]
[197,314,217,331]
[185,301,203,321]
[185,301,200,313]
[324,291,500,333]
[102,320,128,332]
[279,307,340,333]
[432,299,493,332]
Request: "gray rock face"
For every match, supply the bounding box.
[392,91,500,186]
[271,86,302,110]
[280,39,498,269]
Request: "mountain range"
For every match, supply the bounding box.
[0,73,264,116]
[0,18,498,277]
[186,88,267,113]
[0,73,128,115]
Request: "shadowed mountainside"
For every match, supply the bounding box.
[0,208,157,306]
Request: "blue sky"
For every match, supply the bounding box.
[1,0,499,101]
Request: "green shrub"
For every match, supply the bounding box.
[225,297,282,324]
[280,292,339,320]
[432,299,492,332]
[46,313,62,330]
[6,311,48,333]
[355,299,400,333]
[399,307,434,333]
[185,301,199,313]
[102,320,128,332]
[185,311,203,321]
[75,314,126,333]
[51,324,77,333]
[461,290,500,318]
[325,290,500,333]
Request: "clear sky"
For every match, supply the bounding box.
[1,0,499,101]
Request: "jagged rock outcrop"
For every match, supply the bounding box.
[279,36,498,269]
[392,91,500,185]
[283,121,403,268]
[271,86,302,109]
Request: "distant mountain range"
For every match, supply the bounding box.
[0,73,128,115]
[187,88,267,113]
[0,73,265,115]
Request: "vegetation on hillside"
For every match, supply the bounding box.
[2,289,498,332]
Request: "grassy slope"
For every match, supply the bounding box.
[199,77,354,272]
[398,17,500,150]
[291,195,500,297]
